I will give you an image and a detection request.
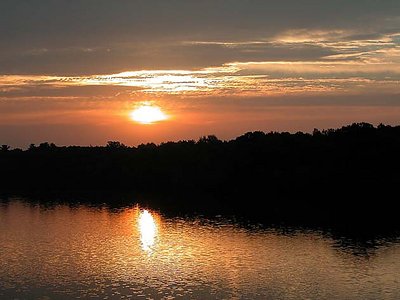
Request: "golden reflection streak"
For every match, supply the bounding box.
[138,209,157,252]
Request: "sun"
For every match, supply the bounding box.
[130,104,168,124]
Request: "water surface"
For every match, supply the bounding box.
[1,199,399,299]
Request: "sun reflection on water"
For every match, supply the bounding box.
[1,201,400,299]
[138,209,157,252]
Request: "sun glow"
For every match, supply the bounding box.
[130,104,168,124]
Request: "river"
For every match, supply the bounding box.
[1,198,399,299]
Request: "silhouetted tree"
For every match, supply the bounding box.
[106,141,127,149]
[197,135,222,144]
[1,145,10,152]
[313,128,322,136]
[138,143,157,150]
[37,142,57,150]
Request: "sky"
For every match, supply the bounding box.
[1,0,400,147]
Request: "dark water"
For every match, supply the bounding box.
[1,198,400,300]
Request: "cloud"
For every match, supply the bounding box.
[1,0,399,74]
[1,57,400,99]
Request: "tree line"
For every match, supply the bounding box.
[1,122,400,228]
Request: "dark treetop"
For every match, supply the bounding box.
[1,122,400,229]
